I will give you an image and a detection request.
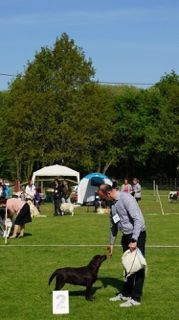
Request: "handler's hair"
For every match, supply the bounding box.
[99,184,113,195]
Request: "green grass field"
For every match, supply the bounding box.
[0,190,179,320]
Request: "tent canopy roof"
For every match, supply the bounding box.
[32,164,80,183]
[84,172,108,180]
[77,172,112,204]
[82,172,110,186]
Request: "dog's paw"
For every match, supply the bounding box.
[86,296,94,301]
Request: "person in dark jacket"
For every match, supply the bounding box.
[53,179,63,216]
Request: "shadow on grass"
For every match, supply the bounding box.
[99,276,123,292]
[49,277,123,298]
[49,285,104,299]
[69,285,103,297]
[23,232,32,237]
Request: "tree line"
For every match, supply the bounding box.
[0,33,178,181]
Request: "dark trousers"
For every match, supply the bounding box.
[54,198,62,216]
[121,231,146,302]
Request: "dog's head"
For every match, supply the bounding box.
[88,254,107,271]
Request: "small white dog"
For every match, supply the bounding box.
[168,191,179,202]
[60,203,74,216]
[97,207,110,214]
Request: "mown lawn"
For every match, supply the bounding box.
[0,191,179,320]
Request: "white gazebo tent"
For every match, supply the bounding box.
[32,164,80,187]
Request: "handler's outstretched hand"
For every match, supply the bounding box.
[107,244,113,257]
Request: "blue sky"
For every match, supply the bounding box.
[0,0,179,90]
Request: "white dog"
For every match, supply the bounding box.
[60,203,74,216]
[97,207,110,214]
[168,191,179,202]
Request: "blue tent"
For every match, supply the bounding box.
[78,172,112,204]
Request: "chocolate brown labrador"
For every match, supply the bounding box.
[49,254,107,300]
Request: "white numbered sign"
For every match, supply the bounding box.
[53,290,69,314]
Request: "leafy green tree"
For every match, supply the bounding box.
[0,33,96,179]
[63,83,116,173]
[153,71,179,173]
[110,86,146,166]
[1,39,178,181]
[106,78,178,178]
[0,91,10,177]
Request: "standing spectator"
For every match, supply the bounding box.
[3,183,10,198]
[0,197,32,238]
[111,176,118,189]
[53,179,63,216]
[132,178,142,202]
[34,187,42,212]
[61,180,71,203]
[0,180,10,199]
[121,178,133,194]
[25,180,36,201]
[98,184,146,307]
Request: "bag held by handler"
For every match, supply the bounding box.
[122,248,147,278]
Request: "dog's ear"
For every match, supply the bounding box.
[94,255,101,259]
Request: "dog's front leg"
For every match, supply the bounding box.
[85,284,93,301]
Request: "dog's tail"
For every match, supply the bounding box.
[48,270,58,286]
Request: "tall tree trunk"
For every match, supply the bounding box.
[26,160,34,180]
[102,159,113,174]
[15,157,22,180]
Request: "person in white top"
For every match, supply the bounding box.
[25,180,36,201]
[132,178,142,202]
